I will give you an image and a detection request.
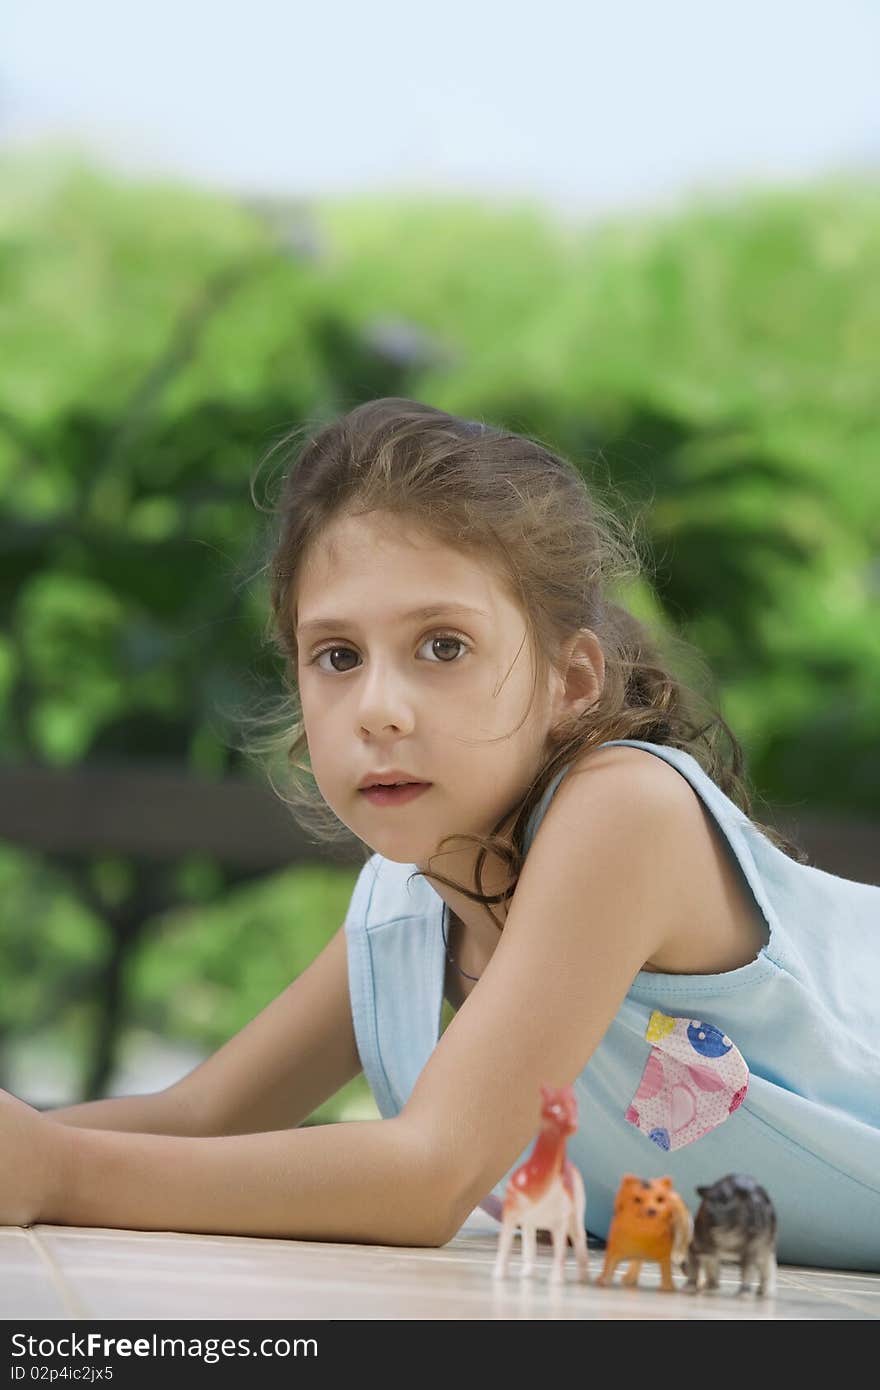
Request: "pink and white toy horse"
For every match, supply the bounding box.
[492,1082,589,1284]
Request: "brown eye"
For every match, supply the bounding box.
[426,635,466,662]
[314,646,358,673]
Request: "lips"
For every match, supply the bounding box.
[357,769,429,790]
[360,780,428,790]
[359,781,432,807]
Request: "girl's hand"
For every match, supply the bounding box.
[0,1086,67,1227]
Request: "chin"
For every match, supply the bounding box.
[361,832,427,864]
[370,847,418,865]
[356,819,439,865]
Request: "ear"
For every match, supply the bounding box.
[659,1177,673,1189]
[547,628,605,736]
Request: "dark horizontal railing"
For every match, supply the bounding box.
[0,762,363,870]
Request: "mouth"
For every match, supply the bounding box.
[360,779,427,788]
[359,782,432,806]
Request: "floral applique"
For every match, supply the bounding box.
[625,1010,749,1151]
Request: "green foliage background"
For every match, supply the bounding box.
[1,155,877,1117]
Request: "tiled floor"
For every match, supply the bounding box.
[2,1208,878,1320]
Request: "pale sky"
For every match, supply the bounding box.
[3,0,878,220]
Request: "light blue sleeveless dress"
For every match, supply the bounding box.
[344,738,880,1270]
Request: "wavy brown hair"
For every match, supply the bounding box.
[242,396,806,931]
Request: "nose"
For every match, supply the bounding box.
[356,660,417,737]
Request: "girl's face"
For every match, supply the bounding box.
[293,510,562,867]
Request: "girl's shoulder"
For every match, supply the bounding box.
[562,739,701,809]
[556,741,769,976]
[567,739,672,774]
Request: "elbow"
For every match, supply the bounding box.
[393,1119,469,1247]
[423,1165,484,1248]
[371,1193,456,1250]
[420,1208,461,1249]
[435,1159,508,1247]
[414,1222,455,1250]
[411,1176,463,1249]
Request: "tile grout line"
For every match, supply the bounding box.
[24,1227,89,1320]
[780,1271,879,1319]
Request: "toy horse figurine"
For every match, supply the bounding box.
[597,1174,693,1292]
[492,1083,589,1284]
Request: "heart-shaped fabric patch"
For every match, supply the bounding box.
[625,1010,749,1151]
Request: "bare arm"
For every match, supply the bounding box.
[45,921,362,1139]
[45,1088,203,1136]
[398,752,694,1230]
[37,918,455,1246]
[48,1114,451,1247]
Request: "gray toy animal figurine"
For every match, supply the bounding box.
[684,1173,777,1296]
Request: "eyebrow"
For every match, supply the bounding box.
[297,603,490,636]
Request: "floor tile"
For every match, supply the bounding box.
[4,1214,875,1321]
[0,1229,71,1318]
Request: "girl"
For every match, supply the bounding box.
[2,399,878,1269]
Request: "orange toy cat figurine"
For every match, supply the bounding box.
[597,1174,693,1292]
[492,1083,589,1284]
